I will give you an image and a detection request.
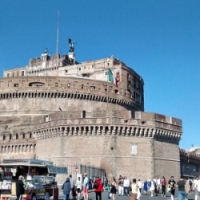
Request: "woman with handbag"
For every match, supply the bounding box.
[110,177,117,200]
[161,176,167,197]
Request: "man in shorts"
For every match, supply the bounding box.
[82,173,89,200]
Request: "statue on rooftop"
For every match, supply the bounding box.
[43,48,48,54]
[68,38,75,53]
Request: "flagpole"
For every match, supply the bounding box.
[106,60,109,118]
[56,10,59,69]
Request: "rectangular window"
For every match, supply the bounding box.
[44,115,49,122]
[82,111,86,118]
[21,71,25,76]
[7,73,10,77]
[131,144,137,155]
[134,92,141,103]
[14,84,19,87]
[90,86,95,90]
[82,74,89,77]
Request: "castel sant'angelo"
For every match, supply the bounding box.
[0,40,182,180]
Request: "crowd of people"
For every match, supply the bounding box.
[62,173,104,200]
[61,174,200,200]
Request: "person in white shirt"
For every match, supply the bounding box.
[154,176,161,196]
[118,175,124,196]
[156,177,161,194]
[150,180,155,197]
[123,177,130,196]
[194,176,200,200]
[137,179,142,194]
[76,176,82,200]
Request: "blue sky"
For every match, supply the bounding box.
[0,0,199,149]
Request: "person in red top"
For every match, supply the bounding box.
[161,176,167,197]
[94,177,103,200]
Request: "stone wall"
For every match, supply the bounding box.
[154,140,180,180]
[0,76,143,112]
[36,135,154,180]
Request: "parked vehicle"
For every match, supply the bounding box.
[0,159,67,200]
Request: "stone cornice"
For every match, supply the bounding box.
[0,143,36,155]
[33,124,181,144]
[0,91,142,110]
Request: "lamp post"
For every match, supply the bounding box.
[75,164,78,181]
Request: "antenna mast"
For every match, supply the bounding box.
[56,10,60,67]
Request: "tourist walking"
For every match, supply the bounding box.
[110,177,117,200]
[82,173,89,200]
[94,176,103,200]
[188,178,193,192]
[69,174,74,199]
[137,179,142,194]
[71,184,77,200]
[177,177,186,200]
[62,177,71,200]
[185,179,191,200]
[156,176,161,194]
[194,176,200,200]
[118,175,124,196]
[16,175,25,200]
[143,180,148,195]
[161,176,167,197]
[168,176,176,200]
[153,177,158,196]
[76,176,82,200]
[149,179,155,197]
[124,176,130,196]
[130,178,138,200]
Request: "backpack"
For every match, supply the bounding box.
[93,181,99,189]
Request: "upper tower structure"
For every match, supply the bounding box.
[3,44,145,111]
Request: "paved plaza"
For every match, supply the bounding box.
[58,190,195,200]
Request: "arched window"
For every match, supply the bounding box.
[29,82,45,87]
